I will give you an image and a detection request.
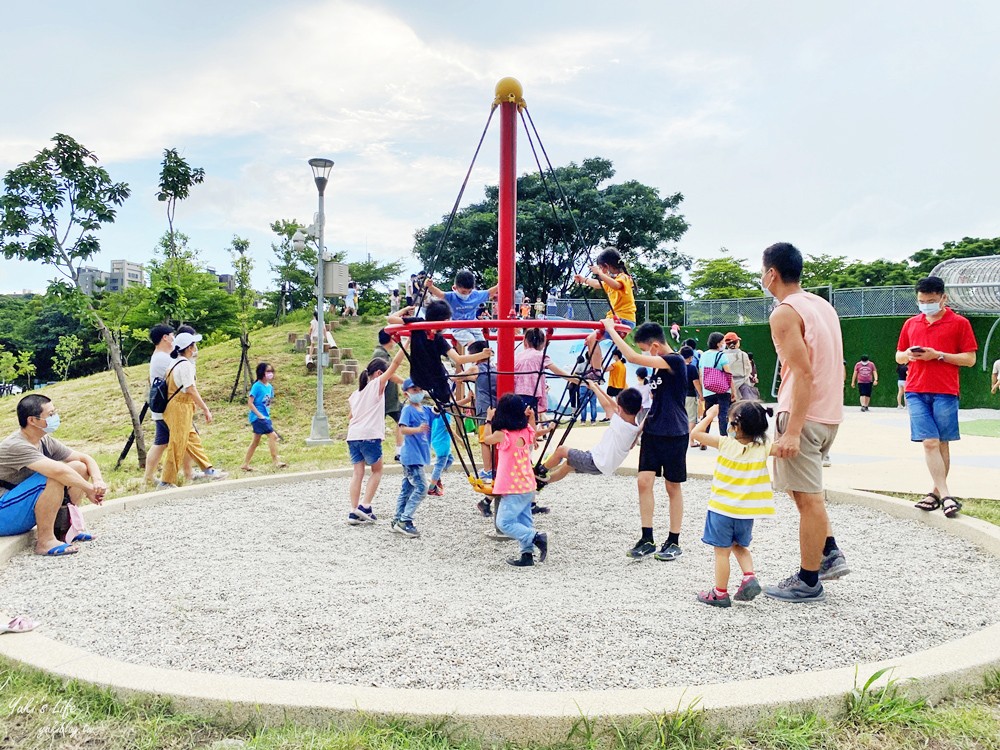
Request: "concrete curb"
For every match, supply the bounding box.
[1,470,998,743]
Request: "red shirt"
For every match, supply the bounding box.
[896,308,977,396]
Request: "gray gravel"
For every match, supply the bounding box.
[1,474,997,691]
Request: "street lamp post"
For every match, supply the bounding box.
[304,157,335,445]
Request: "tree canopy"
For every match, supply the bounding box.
[412,157,690,300]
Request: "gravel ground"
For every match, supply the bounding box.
[1,474,997,691]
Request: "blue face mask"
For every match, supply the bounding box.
[727,426,738,438]
[918,301,942,316]
[40,413,60,434]
[408,392,425,404]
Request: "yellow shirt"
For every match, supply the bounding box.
[708,437,775,519]
[602,273,636,323]
[608,360,627,389]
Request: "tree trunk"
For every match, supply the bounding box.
[97,319,147,467]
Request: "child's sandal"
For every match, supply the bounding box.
[914,492,941,511]
[941,496,962,519]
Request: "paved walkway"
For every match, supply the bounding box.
[559,406,1000,501]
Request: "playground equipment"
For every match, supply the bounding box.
[932,255,1000,371]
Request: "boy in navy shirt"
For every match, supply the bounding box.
[601,319,688,561]
[393,379,432,538]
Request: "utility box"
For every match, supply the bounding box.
[323,261,349,298]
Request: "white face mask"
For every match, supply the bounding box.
[39,413,60,434]
[918,301,942,316]
[453,290,473,302]
[760,270,775,298]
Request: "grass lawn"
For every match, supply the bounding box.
[3,317,1000,748]
[961,419,1000,438]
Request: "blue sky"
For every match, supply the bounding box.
[2,0,999,294]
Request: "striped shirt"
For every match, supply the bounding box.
[708,437,775,519]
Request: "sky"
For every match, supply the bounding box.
[1,0,998,295]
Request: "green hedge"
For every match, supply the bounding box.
[679,315,999,409]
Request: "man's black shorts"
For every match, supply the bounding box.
[858,382,873,397]
[638,434,688,483]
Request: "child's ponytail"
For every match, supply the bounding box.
[359,357,388,391]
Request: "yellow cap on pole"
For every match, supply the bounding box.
[493,77,526,109]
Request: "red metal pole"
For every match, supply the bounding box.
[495,78,521,398]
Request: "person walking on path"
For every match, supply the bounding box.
[851,356,878,411]
[896,276,977,519]
[723,332,757,401]
[896,362,909,408]
[240,362,287,471]
[760,242,848,604]
[144,324,175,485]
[699,332,739,436]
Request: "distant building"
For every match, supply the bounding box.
[108,259,144,292]
[77,260,144,295]
[205,267,236,294]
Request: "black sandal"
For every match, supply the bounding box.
[941,496,962,519]
[914,492,941,511]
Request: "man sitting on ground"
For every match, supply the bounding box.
[0,394,107,556]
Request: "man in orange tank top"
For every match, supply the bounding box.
[761,243,848,604]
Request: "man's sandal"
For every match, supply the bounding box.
[914,493,941,511]
[941,496,962,519]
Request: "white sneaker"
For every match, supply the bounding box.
[203,468,228,480]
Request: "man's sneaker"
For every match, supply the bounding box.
[355,505,377,522]
[531,502,550,515]
[627,539,656,559]
[203,468,228,480]
[733,576,762,601]
[476,498,493,517]
[763,573,826,603]
[348,511,368,526]
[155,481,177,490]
[697,589,732,608]
[427,484,443,497]
[507,552,534,567]
[653,542,683,561]
[478,470,494,481]
[819,549,851,581]
[533,532,548,562]
[399,521,420,538]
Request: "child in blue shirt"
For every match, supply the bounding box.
[393,379,432,538]
[241,362,287,471]
[427,269,498,351]
[427,410,454,497]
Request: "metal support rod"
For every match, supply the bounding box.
[496,97,518,398]
[307,162,334,446]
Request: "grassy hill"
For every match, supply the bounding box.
[0,315,398,495]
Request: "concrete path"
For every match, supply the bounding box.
[558,406,1000,501]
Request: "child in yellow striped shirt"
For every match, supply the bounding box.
[690,400,776,608]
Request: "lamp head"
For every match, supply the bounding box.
[291,229,306,251]
[308,157,334,195]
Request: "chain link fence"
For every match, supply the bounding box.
[549,285,920,326]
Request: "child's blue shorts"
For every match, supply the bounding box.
[702,510,754,548]
[348,439,383,465]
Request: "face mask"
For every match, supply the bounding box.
[264,372,275,381]
[454,290,472,301]
[40,414,60,434]
[727,426,738,438]
[761,271,774,298]
[918,301,942,316]
[408,392,425,404]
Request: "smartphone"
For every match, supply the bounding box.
[909,346,925,353]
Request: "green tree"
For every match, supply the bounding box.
[687,249,762,300]
[412,157,689,301]
[229,235,256,399]
[831,259,916,288]
[347,257,405,316]
[144,231,238,334]
[51,334,82,381]
[0,133,148,462]
[15,349,35,389]
[0,346,16,385]
[156,148,204,260]
[268,219,320,321]
[908,236,1000,277]
[801,254,849,289]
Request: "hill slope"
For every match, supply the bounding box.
[0,317,397,495]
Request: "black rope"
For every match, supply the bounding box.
[414,105,498,314]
